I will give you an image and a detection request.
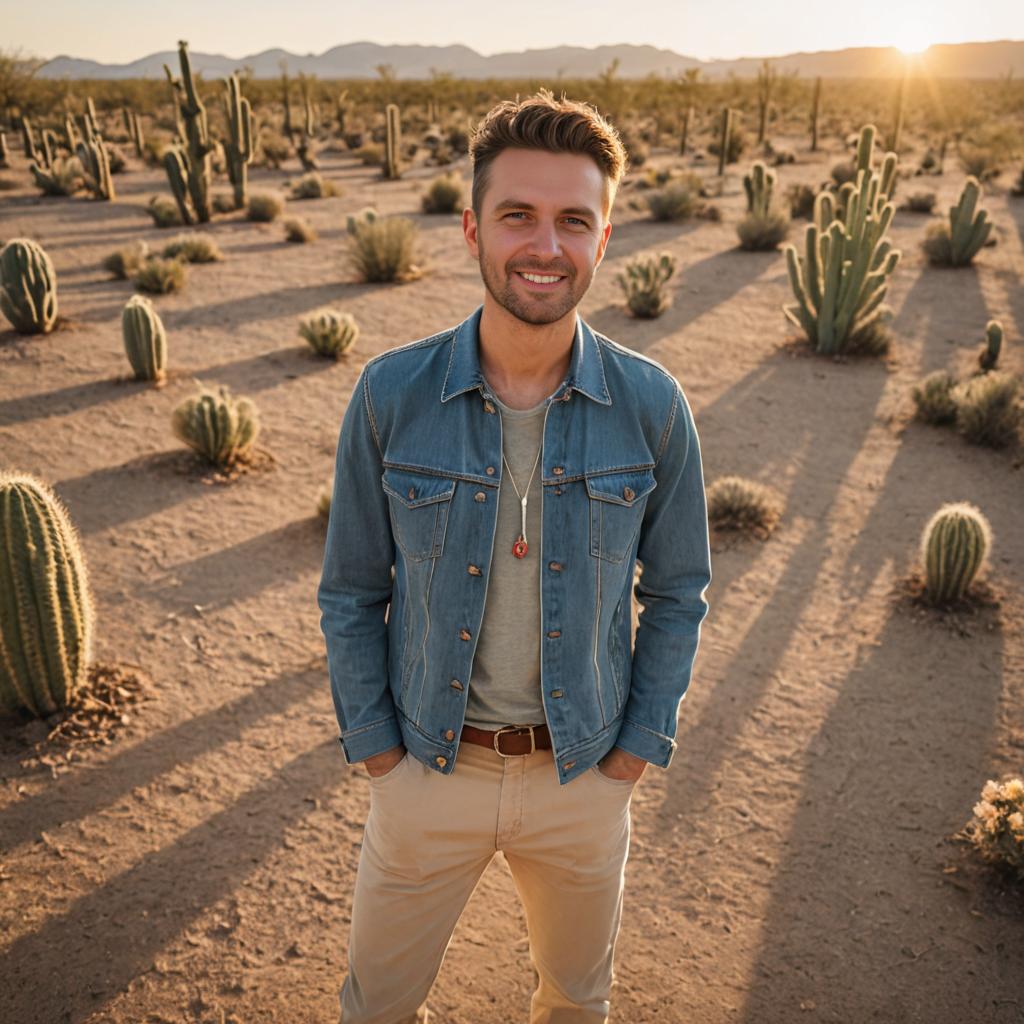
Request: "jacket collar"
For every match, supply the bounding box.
[440,304,611,406]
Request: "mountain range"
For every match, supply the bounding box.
[36,39,1024,81]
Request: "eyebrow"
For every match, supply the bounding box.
[492,199,599,222]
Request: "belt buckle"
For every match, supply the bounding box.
[493,724,536,757]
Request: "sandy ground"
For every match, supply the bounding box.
[1,128,1023,1024]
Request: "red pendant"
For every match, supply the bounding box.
[512,536,528,558]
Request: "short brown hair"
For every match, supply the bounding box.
[469,89,628,222]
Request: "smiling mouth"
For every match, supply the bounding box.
[514,270,567,289]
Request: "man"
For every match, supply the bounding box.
[318,89,712,1024]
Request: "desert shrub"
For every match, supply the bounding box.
[103,239,149,279]
[146,195,183,228]
[247,193,284,222]
[919,501,992,605]
[171,385,259,468]
[1011,168,1024,197]
[843,311,892,357]
[447,125,470,154]
[964,777,1024,881]
[737,210,790,251]
[911,370,958,425]
[290,172,341,199]
[706,476,782,537]
[616,252,676,318]
[708,128,745,164]
[347,215,421,283]
[959,145,1001,181]
[786,183,816,220]
[30,156,84,196]
[299,309,359,357]
[830,160,856,186]
[355,144,383,166]
[105,143,127,174]
[343,130,365,150]
[0,176,19,190]
[953,372,1022,448]
[283,216,317,243]
[421,173,464,214]
[161,232,223,263]
[903,191,936,213]
[211,192,237,214]
[257,130,290,169]
[645,182,698,222]
[921,221,954,265]
[132,255,187,294]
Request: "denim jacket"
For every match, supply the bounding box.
[317,304,712,785]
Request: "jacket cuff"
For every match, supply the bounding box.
[614,718,678,769]
[338,715,403,764]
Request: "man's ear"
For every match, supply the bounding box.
[594,218,613,269]
[463,207,479,258]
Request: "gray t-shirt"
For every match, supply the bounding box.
[464,385,552,728]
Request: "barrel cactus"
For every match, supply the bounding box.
[121,294,167,383]
[0,238,59,334]
[920,501,992,605]
[0,473,94,717]
[171,385,259,468]
[299,309,358,357]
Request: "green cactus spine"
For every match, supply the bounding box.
[810,77,821,152]
[743,161,776,216]
[384,103,402,179]
[0,473,94,717]
[948,176,992,265]
[920,501,992,605]
[223,72,254,209]
[121,294,167,382]
[979,319,1003,372]
[716,107,732,177]
[162,40,213,223]
[0,238,59,334]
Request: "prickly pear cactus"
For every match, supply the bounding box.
[0,473,94,717]
[920,501,992,605]
[121,294,167,382]
[0,238,59,334]
[171,385,260,468]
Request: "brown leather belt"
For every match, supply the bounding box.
[461,723,552,756]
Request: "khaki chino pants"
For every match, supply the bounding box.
[338,736,637,1024]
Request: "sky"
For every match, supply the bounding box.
[7,0,1024,64]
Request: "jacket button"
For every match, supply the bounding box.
[552,466,564,476]
[459,628,472,641]
[407,486,416,499]
[551,689,564,698]
[483,400,496,414]
[546,629,561,639]
[467,564,482,576]
[563,761,576,771]
[450,679,464,690]
[474,491,487,502]
[623,486,635,501]
[548,561,563,572]
[445,729,456,741]
[485,466,496,475]
[435,755,447,768]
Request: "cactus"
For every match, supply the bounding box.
[39,129,56,170]
[0,130,8,168]
[810,77,821,152]
[346,206,378,234]
[784,128,901,355]
[0,472,94,717]
[122,107,145,158]
[76,109,115,201]
[162,40,213,223]
[30,156,84,196]
[743,161,776,216]
[296,76,319,171]
[121,294,167,382]
[0,238,59,334]
[171,385,260,468]
[948,177,993,265]
[716,107,732,177]
[920,502,992,605]
[299,309,359,357]
[616,252,677,318]
[886,69,909,152]
[384,103,402,179]
[162,147,194,225]
[20,115,41,162]
[222,72,254,209]
[755,60,777,144]
[679,105,693,156]
[979,319,1003,372]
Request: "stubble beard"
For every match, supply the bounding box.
[477,233,591,326]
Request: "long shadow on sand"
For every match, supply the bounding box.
[0,376,141,428]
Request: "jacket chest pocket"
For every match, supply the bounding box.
[382,468,456,561]
[586,468,657,563]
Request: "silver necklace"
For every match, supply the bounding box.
[502,444,543,559]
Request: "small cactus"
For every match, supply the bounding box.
[743,161,776,217]
[979,319,1002,372]
[922,176,993,266]
[920,501,992,605]
[171,385,260,468]
[0,238,59,334]
[384,103,402,179]
[121,294,167,383]
[0,472,94,717]
[911,369,958,425]
[299,309,359,358]
[616,252,677,318]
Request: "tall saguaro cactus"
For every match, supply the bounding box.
[679,105,693,156]
[783,124,901,355]
[223,72,254,209]
[76,100,115,200]
[716,107,732,177]
[0,473,94,717]
[384,103,402,179]
[163,40,213,223]
[810,77,822,152]
[755,59,777,144]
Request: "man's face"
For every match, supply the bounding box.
[463,148,614,326]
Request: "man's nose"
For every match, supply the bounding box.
[526,219,563,260]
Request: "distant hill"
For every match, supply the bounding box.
[36,38,1024,81]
